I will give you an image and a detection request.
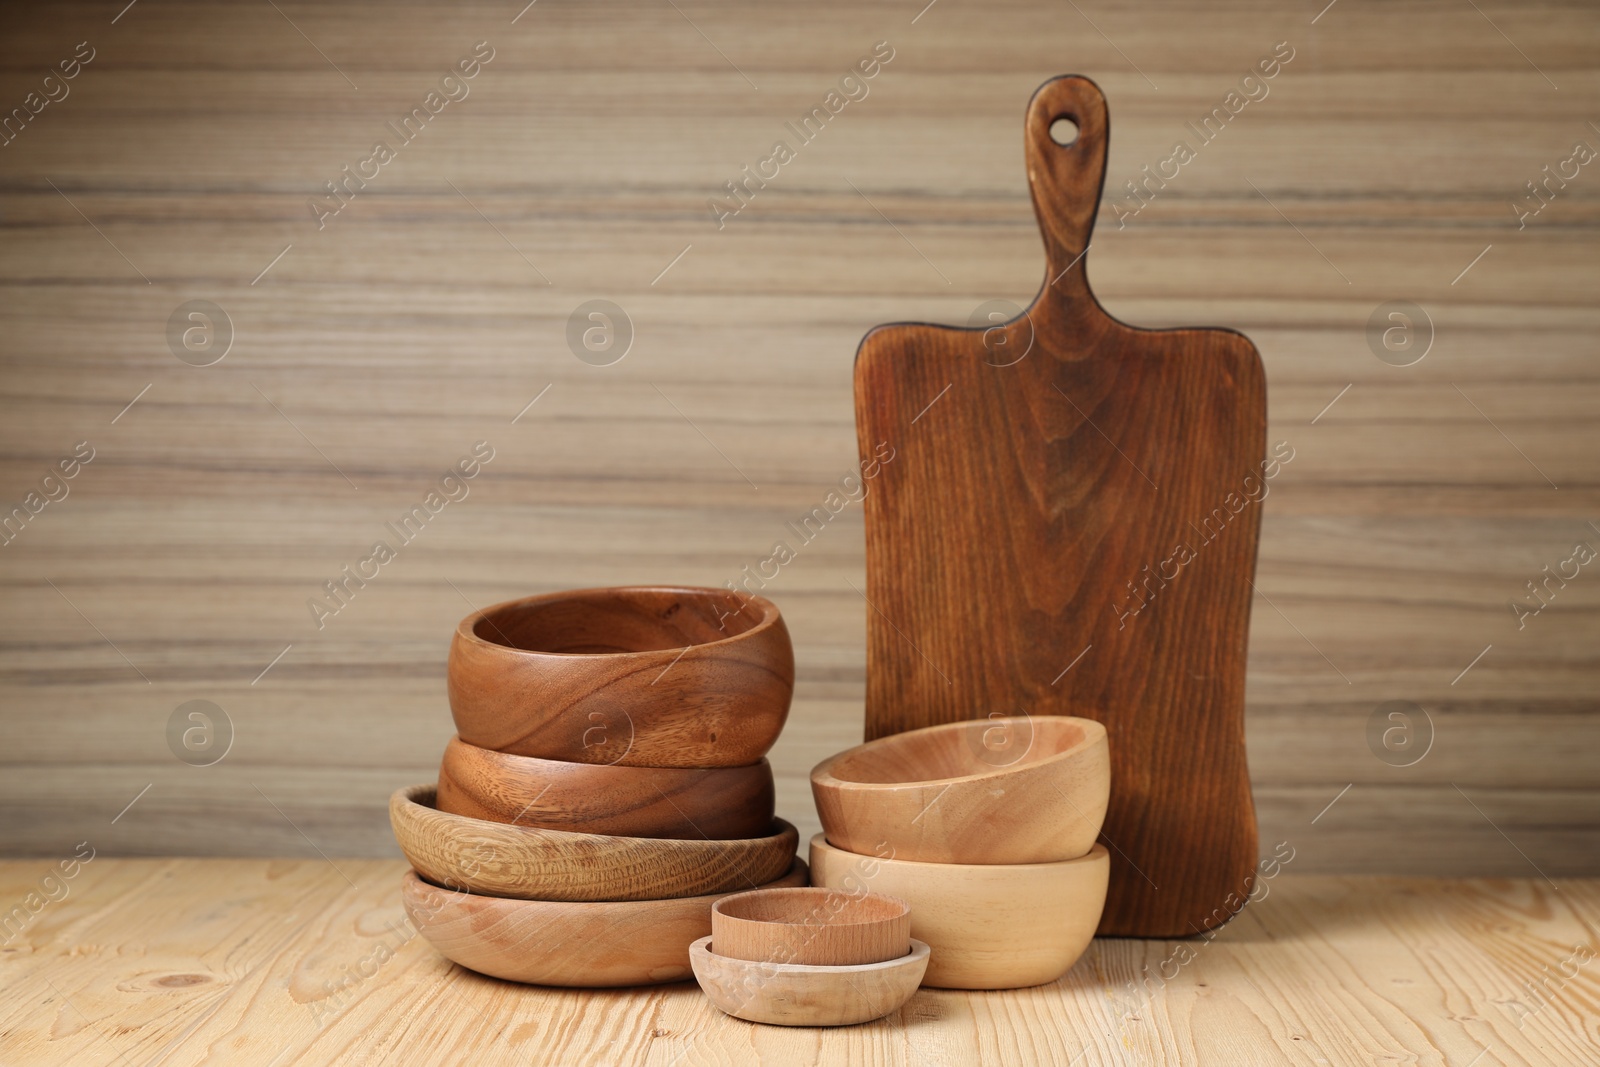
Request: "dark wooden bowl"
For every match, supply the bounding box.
[436,735,776,839]
[447,586,794,768]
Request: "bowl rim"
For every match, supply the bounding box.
[711,885,910,928]
[809,832,1109,875]
[690,935,931,977]
[441,734,774,779]
[401,857,810,915]
[453,585,783,661]
[395,783,797,850]
[810,715,1107,792]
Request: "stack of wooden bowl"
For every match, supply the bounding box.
[808,715,1112,989]
[690,886,929,1026]
[391,586,804,987]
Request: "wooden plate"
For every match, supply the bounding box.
[390,784,798,902]
[402,860,808,987]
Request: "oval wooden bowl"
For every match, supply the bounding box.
[810,715,1109,864]
[809,834,1108,990]
[401,860,808,987]
[690,936,930,1027]
[436,736,776,840]
[389,784,798,902]
[448,586,794,768]
[711,886,910,966]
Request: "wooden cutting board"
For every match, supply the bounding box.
[853,75,1266,938]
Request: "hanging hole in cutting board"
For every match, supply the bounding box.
[1049,117,1079,146]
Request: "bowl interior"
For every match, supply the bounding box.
[826,717,1092,785]
[716,886,905,927]
[473,588,763,655]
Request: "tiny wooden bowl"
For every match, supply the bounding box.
[401,859,808,987]
[690,936,930,1027]
[436,736,776,840]
[810,715,1109,864]
[809,834,1108,990]
[448,586,794,768]
[389,784,798,902]
[710,887,911,966]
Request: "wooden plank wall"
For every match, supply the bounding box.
[0,0,1595,874]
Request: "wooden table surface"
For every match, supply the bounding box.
[1,860,1596,1066]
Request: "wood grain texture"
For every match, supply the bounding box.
[400,860,808,988]
[856,76,1263,937]
[810,715,1109,864]
[809,835,1109,990]
[435,736,776,840]
[0,860,1597,1064]
[0,0,1595,878]
[389,785,798,902]
[448,587,794,767]
[690,935,929,1027]
[711,886,910,966]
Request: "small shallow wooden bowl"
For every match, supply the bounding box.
[809,834,1108,990]
[690,936,930,1026]
[810,715,1109,864]
[448,586,794,768]
[401,859,808,987]
[436,736,775,840]
[389,784,798,902]
[711,886,911,966]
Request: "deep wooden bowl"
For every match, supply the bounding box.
[436,736,775,840]
[810,715,1109,864]
[389,784,798,901]
[690,936,930,1026]
[711,886,911,966]
[448,586,794,768]
[401,859,808,987]
[809,834,1108,990]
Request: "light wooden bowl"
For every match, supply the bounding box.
[711,886,911,966]
[401,860,808,987]
[448,586,794,768]
[810,715,1109,864]
[808,834,1108,990]
[690,936,930,1026]
[436,736,776,840]
[389,784,798,901]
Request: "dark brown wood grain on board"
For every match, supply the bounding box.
[854,76,1266,938]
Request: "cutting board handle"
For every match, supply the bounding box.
[1024,75,1108,309]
